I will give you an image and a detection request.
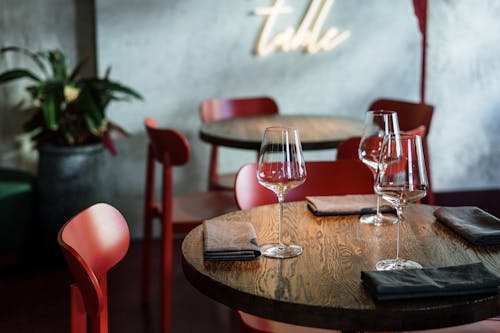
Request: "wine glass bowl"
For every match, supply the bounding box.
[257,127,306,259]
[358,136,385,170]
[375,134,428,270]
[256,163,306,197]
[358,110,401,225]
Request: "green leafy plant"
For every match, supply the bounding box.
[0,46,143,154]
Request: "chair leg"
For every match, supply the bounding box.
[100,276,109,333]
[161,164,174,333]
[161,222,172,333]
[161,213,173,333]
[208,146,219,191]
[142,145,156,305]
[88,314,107,333]
[70,284,87,333]
[141,208,153,305]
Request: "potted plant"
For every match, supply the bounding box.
[0,46,143,152]
[0,46,143,257]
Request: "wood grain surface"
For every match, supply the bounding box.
[199,115,364,150]
[181,202,500,332]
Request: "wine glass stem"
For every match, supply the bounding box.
[371,169,384,218]
[395,205,405,262]
[376,195,382,217]
[277,194,284,247]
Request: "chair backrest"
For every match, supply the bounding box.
[144,117,193,232]
[145,117,190,166]
[368,99,434,136]
[234,160,374,210]
[337,125,427,160]
[199,96,279,190]
[58,203,130,333]
[336,125,433,204]
[199,96,279,123]
[336,136,362,160]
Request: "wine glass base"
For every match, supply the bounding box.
[360,213,398,225]
[376,258,423,271]
[260,243,303,259]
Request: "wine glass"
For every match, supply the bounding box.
[375,134,428,270]
[257,127,307,259]
[358,110,401,225]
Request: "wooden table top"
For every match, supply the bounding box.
[182,202,500,332]
[199,114,364,150]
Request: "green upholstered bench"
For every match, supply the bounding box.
[0,168,36,268]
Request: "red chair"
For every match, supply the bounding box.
[143,117,238,333]
[406,319,500,333]
[58,203,130,333]
[235,159,374,210]
[234,159,373,333]
[368,99,435,204]
[335,136,362,160]
[200,96,279,191]
[337,126,433,205]
[368,99,434,135]
[337,125,427,160]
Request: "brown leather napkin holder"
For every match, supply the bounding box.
[306,194,395,216]
[203,219,261,261]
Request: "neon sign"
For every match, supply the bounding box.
[254,0,351,56]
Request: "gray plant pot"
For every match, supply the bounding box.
[37,143,112,257]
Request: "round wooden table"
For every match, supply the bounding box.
[199,114,364,150]
[182,202,500,332]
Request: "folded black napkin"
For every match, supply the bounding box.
[434,206,500,245]
[203,219,261,261]
[306,194,396,216]
[361,262,500,301]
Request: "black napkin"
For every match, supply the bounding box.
[306,194,396,216]
[361,263,500,301]
[434,206,500,245]
[203,219,261,261]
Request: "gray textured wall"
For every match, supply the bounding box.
[426,1,500,190]
[1,0,499,238]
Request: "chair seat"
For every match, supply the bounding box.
[241,312,499,333]
[239,311,340,333]
[407,318,500,333]
[173,190,238,233]
[211,172,237,191]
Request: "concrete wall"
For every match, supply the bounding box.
[1,0,499,238]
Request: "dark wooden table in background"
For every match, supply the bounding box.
[182,202,500,332]
[199,114,364,150]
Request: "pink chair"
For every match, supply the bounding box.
[143,117,238,333]
[58,203,130,333]
[235,159,373,333]
[200,96,279,191]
